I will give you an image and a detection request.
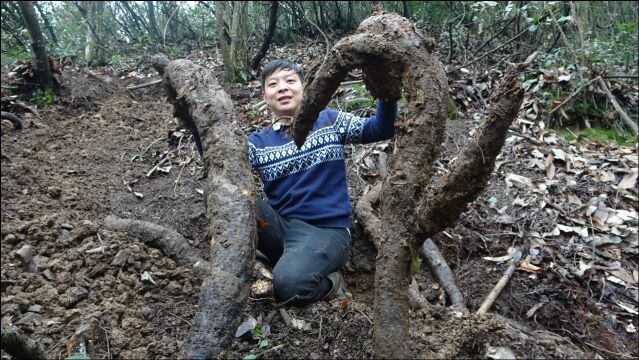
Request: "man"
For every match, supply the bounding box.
[247,59,397,306]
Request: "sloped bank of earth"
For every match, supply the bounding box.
[1,69,207,359]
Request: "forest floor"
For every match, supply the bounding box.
[1,41,638,359]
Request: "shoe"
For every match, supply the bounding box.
[324,272,348,300]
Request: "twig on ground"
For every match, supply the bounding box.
[352,304,373,325]
[174,163,186,197]
[549,76,601,114]
[102,327,111,360]
[125,79,162,90]
[597,77,638,136]
[169,312,192,327]
[146,154,171,177]
[477,249,522,314]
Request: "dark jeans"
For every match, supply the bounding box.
[256,199,351,306]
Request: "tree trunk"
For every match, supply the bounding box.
[146,1,161,43]
[347,1,354,30]
[334,1,342,29]
[402,1,411,19]
[216,1,249,84]
[152,54,257,359]
[17,0,53,91]
[312,1,322,30]
[34,1,57,43]
[250,1,278,70]
[84,1,105,67]
[292,11,525,358]
[123,1,149,34]
[318,0,327,29]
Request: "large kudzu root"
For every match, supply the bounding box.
[156,58,257,359]
[294,11,524,358]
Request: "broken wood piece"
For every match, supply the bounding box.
[125,79,163,90]
[1,325,46,360]
[145,154,171,177]
[408,278,429,311]
[476,249,522,315]
[278,308,293,327]
[0,111,23,130]
[549,76,601,115]
[421,238,465,310]
[597,77,638,136]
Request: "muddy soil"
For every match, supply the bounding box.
[1,64,637,359]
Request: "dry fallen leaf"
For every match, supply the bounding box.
[517,261,543,273]
[545,153,556,179]
[506,173,534,190]
[566,192,582,205]
[599,170,616,182]
[618,170,638,190]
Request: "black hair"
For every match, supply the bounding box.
[260,59,304,90]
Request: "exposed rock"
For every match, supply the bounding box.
[68,220,98,243]
[4,234,17,245]
[110,249,130,267]
[61,286,89,309]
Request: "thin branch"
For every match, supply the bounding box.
[474,15,517,55]
[477,249,522,314]
[549,76,601,114]
[163,4,181,47]
[125,79,163,90]
[291,1,330,60]
[446,27,528,75]
[597,77,638,136]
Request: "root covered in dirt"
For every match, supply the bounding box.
[295,11,530,358]
[157,58,257,359]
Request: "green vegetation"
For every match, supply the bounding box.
[28,88,55,107]
[1,48,31,66]
[558,127,636,147]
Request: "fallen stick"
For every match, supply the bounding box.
[14,101,43,121]
[476,249,522,315]
[145,154,171,177]
[549,76,601,114]
[597,77,638,136]
[421,238,466,309]
[125,79,163,90]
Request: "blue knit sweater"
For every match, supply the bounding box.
[247,100,397,228]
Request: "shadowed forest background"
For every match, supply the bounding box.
[1,1,638,359]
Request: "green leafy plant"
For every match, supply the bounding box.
[558,127,636,147]
[29,89,55,107]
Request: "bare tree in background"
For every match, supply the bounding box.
[16,0,53,91]
[216,1,249,83]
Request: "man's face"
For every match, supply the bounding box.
[262,68,303,118]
